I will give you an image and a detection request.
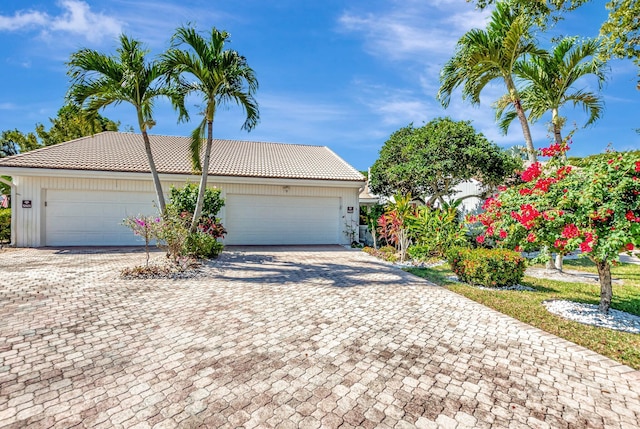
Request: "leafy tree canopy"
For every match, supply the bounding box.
[0,129,39,158]
[369,117,521,204]
[0,104,119,158]
[35,104,119,147]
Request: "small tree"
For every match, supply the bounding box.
[369,118,519,203]
[470,141,640,313]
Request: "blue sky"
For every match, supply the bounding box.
[1,0,638,170]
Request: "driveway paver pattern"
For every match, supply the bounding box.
[0,245,639,428]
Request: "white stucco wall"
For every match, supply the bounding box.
[6,171,361,247]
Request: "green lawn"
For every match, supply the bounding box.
[407,259,640,369]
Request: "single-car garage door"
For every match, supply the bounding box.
[45,189,158,246]
[225,194,340,245]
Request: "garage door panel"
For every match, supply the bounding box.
[46,189,158,246]
[225,194,340,245]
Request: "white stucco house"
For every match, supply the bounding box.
[0,132,365,247]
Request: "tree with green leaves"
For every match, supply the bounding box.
[161,26,259,232]
[438,2,544,163]
[35,104,119,147]
[0,130,39,158]
[495,37,606,150]
[67,34,188,214]
[369,118,520,204]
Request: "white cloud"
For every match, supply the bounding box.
[337,1,490,62]
[0,0,122,44]
[0,10,48,30]
[49,0,122,43]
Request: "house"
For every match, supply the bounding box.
[0,132,365,247]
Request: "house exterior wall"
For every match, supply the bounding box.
[9,173,360,247]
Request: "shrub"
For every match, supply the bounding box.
[184,232,224,259]
[409,205,467,257]
[169,183,224,218]
[156,205,191,264]
[363,245,399,262]
[0,208,10,243]
[446,247,526,287]
[407,244,435,262]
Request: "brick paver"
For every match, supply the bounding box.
[0,245,639,428]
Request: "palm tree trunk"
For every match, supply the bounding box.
[595,259,612,313]
[552,109,567,163]
[191,120,213,232]
[141,130,166,214]
[513,99,537,164]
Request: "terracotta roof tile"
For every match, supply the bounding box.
[0,132,364,182]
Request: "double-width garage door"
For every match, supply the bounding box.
[44,190,341,246]
[45,190,158,246]
[224,194,340,245]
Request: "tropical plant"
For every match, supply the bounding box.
[378,193,415,262]
[67,34,188,214]
[437,2,544,163]
[496,37,606,152]
[161,26,259,232]
[361,204,386,249]
[408,205,467,258]
[468,141,640,313]
[369,118,520,201]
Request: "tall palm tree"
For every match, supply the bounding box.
[67,34,187,214]
[495,37,606,149]
[161,26,259,231]
[437,2,544,163]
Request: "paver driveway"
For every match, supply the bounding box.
[1,246,639,428]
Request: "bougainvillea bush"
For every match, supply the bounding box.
[468,141,640,313]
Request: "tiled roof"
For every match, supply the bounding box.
[0,132,364,182]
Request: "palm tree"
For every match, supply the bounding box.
[67,34,187,214]
[437,2,544,163]
[495,37,606,150]
[161,26,259,231]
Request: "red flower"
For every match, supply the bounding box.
[635,160,640,172]
[476,235,486,244]
[514,245,522,252]
[540,143,569,158]
[534,177,557,193]
[626,243,635,251]
[498,185,507,191]
[580,241,593,253]
[556,165,573,179]
[526,233,536,243]
[521,162,542,182]
[554,239,567,249]
[519,188,532,196]
[561,224,580,239]
[499,229,507,239]
[626,211,639,222]
[486,226,495,236]
[607,159,614,164]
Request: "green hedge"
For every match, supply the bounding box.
[0,208,10,243]
[446,247,526,287]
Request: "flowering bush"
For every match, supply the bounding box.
[467,141,640,312]
[447,247,526,287]
[122,214,162,266]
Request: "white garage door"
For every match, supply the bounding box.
[45,189,158,246]
[225,194,340,245]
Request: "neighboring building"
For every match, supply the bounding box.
[0,132,365,247]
